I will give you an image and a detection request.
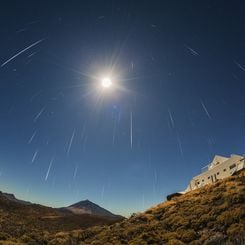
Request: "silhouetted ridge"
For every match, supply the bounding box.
[0,191,31,205]
[65,199,118,217]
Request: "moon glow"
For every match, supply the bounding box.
[101,77,112,88]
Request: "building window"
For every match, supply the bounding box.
[208,176,210,179]
[223,169,226,172]
[197,182,200,185]
[217,172,219,175]
[229,164,236,170]
[202,179,204,182]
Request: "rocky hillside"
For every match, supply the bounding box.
[48,170,245,245]
[1,170,244,244]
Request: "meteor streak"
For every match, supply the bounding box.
[1,38,45,67]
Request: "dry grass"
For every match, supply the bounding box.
[0,194,123,244]
[1,170,244,244]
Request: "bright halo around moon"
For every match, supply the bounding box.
[101,77,112,88]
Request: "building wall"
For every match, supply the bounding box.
[187,155,244,191]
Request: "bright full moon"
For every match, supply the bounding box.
[101,77,112,88]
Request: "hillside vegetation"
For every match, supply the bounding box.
[0,195,123,244]
[1,170,244,244]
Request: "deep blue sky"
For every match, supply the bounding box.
[0,1,245,216]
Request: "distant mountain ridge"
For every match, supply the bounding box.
[0,190,124,242]
[60,199,120,218]
[0,190,121,218]
[0,191,32,205]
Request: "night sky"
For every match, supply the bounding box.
[0,1,245,216]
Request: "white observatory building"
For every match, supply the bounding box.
[184,154,245,192]
[167,154,245,200]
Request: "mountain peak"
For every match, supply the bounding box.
[64,199,119,217]
[69,199,96,207]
